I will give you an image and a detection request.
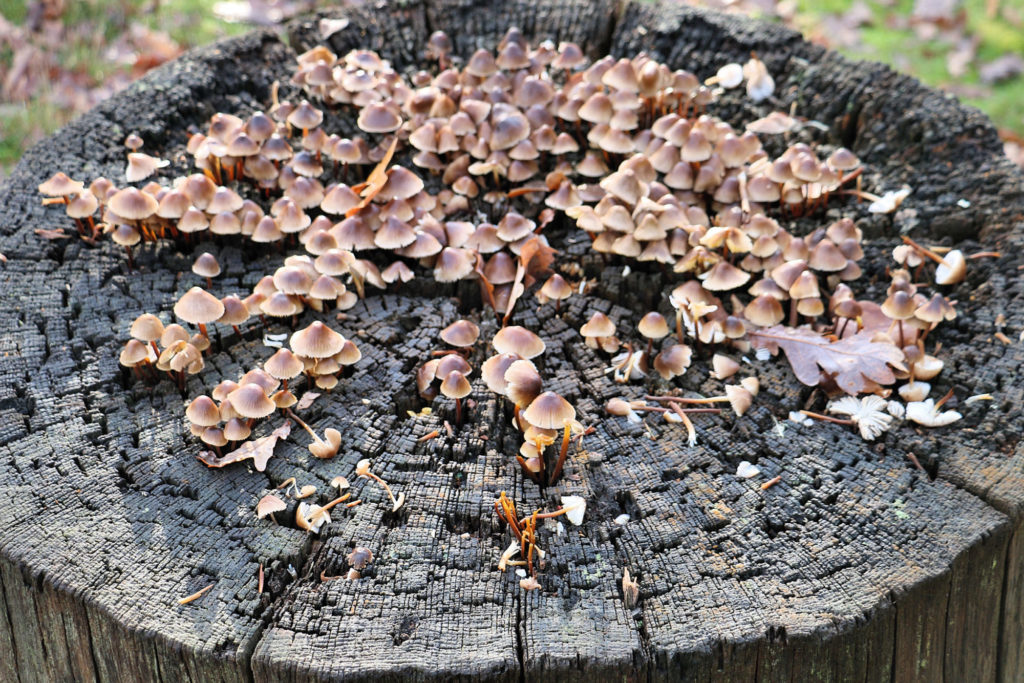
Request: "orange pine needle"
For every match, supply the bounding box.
[178,583,214,605]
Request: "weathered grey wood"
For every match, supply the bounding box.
[1,1,1023,681]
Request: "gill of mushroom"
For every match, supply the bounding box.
[355,459,404,512]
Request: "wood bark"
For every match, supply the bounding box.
[1,1,1023,681]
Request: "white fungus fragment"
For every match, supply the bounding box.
[614,514,631,525]
[828,395,894,441]
[736,461,761,479]
[561,496,586,526]
[906,398,962,427]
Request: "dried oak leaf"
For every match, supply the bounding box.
[294,391,321,411]
[197,421,291,471]
[749,326,906,395]
[502,236,557,323]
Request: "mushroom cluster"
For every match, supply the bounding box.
[43,27,982,593]
[178,320,360,455]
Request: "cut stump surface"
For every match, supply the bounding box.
[1,1,1023,681]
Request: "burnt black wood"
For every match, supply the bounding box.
[1,2,1023,681]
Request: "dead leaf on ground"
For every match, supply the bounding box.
[294,391,321,410]
[197,420,291,471]
[749,326,906,395]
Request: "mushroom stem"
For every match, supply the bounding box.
[125,246,134,272]
[516,455,540,483]
[548,422,573,485]
[198,322,209,339]
[285,409,322,444]
[644,394,729,405]
[935,387,955,409]
[320,493,352,512]
[455,397,463,428]
[900,236,950,267]
[518,500,582,527]
[513,404,522,431]
[645,338,653,360]
[675,311,684,343]
[668,402,697,446]
[799,410,854,426]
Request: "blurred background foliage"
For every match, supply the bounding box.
[1,0,1022,178]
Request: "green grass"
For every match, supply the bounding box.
[0,0,251,175]
[793,0,1024,135]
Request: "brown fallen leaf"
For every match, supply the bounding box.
[503,236,557,324]
[294,391,321,411]
[749,326,906,395]
[197,421,292,471]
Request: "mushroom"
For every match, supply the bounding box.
[637,311,669,359]
[521,391,576,484]
[173,287,225,343]
[440,370,472,427]
[355,459,404,512]
[256,494,286,523]
[492,326,545,359]
[192,253,221,288]
[654,344,693,380]
[539,274,573,312]
[580,312,619,353]
[440,320,480,348]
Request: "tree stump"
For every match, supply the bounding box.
[1,1,1023,681]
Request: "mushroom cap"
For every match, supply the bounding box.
[186,396,221,427]
[481,352,521,394]
[654,344,693,380]
[192,252,221,279]
[119,339,153,367]
[39,172,84,196]
[700,261,751,291]
[348,546,374,570]
[130,313,165,342]
[109,187,158,220]
[881,290,917,321]
[227,384,277,419]
[66,192,99,218]
[335,339,362,366]
[380,166,424,200]
[580,312,616,338]
[744,294,785,327]
[224,417,252,441]
[290,321,346,359]
[638,312,670,339]
[288,100,324,130]
[915,293,956,323]
[357,103,402,133]
[440,320,480,347]
[711,354,740,380]
[493,325,546,359]
[240,368,281,394]
[522,391,576,430]
[434,353,472,381]
[433,247,474,282]
[724,385,753,416]
[440,370,472,399]
[174,287,225,325]
[265,348,305,380]
[934,249,966,285]
[504,359,543,407]
[540,273,573,301]
[256,494,287,519]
